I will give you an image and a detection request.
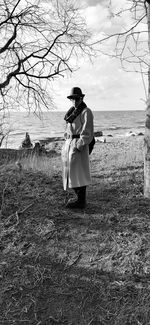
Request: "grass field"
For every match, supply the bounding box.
[0,136,150,325]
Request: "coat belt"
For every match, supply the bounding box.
[66,134,80,139]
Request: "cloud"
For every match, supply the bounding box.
[50,0,147,111]
[83,0,106,7]
[53,52,147,111]
[83,5,109,32]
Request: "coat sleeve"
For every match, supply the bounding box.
[76,108,94,151]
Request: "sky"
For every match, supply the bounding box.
[53,0,148,111]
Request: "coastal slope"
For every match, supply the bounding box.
[1,135,150,325]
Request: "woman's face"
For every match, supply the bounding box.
[70,97,83,109]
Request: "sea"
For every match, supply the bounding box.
[0,110,146,149]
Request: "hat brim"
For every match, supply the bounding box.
[67,94,85,99]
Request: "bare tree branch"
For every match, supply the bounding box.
[0,0,94,113]
[91,13,147,46]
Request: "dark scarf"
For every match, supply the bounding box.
[64,101,87,123]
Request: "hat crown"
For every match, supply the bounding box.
[67,87,85,99]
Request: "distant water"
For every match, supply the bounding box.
[1,110,146,149]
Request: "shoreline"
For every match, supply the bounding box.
[2,109,145,149]
[28,130,145,145]
[0,133,144,168]
[0,130,145,150]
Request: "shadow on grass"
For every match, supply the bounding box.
[2,253,150,325]
[49,167,150,237]
[1,163,150,324]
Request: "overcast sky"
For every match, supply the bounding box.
[53,0,148,111]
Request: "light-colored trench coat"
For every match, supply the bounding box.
[61,106,94,190]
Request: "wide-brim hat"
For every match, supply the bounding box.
[67,87,85,99]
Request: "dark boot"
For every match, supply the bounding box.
[66,186,86,209]
[65,188,78,207]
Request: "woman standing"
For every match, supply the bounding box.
[61,87,94,209]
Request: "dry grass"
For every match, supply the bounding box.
[20,154,62,178]
[0,136,150,325]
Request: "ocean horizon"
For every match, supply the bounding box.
[0,109,146,149]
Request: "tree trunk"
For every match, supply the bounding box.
[144,3,150,197]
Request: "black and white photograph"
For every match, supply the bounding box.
[0,0,150,324]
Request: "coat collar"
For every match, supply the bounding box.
[64,102,87,123]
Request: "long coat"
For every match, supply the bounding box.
[61,106,94,190]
